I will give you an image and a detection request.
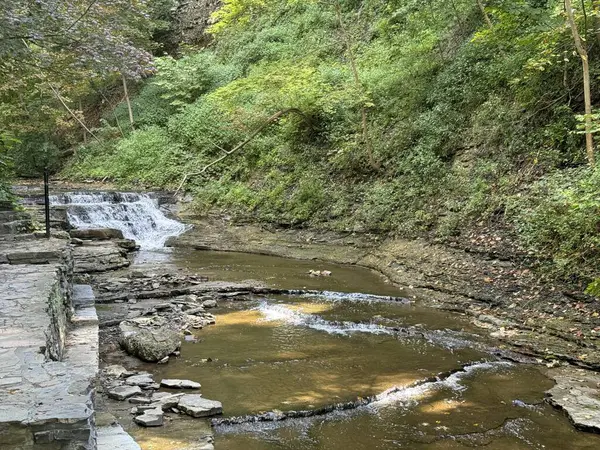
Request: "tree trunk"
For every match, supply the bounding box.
[122,73,134,129]
[592,0,600,46]
[476,0,493,28]
[565,0,595,166]
[79,100,86,147]
[334,1,379,171]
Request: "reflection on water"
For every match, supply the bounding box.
[122,249,600,450]
[168,249,406,295]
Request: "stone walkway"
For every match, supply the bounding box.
[0,238,103,449]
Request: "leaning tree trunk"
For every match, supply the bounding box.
[565,0,595,166]
[476,0,493,28]
[122,73,135,130]
[334,1,379,171]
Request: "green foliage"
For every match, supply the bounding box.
[586,278,600,296]
[0,132,18,203]
[10,134,61,177]
[153,53,241,108]
[110,83,174,131]
[511,167,600,280]
[64,0,600,284]
[65,126,186,187]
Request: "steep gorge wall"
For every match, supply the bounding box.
[174,0,222,46]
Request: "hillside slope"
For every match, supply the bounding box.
[63,0,600,288]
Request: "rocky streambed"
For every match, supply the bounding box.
[28,187,600,449]
[78,245,600,450]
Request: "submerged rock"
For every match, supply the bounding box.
[119,321,181,362]
[103,364,127,378]
[129,397,152,405]
[178,395,222,418]
[161,379,201,389]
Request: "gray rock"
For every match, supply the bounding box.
[119,322,181,362]
[125,374,154,387]
[137,404,160,412]
[178,395,222,418]
[158,356,169,364]
[128,397,152,405]
[133,407,163,427]
[70,227,125,240]
[161,379,201,389]
[108,385,142,401]
[129,270,147,278]
[73,244,130,273]
[202,299,217,309]
[185,306,205,315]
[151,392,172,401]
[546,367,600,432]
[116,239,137,251]
[154,393,185,410]
[103,364,127,378]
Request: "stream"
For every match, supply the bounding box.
[55,192,600,449]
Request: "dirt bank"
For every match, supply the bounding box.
[167,217,600,369]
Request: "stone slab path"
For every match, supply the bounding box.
[0,237,126,449]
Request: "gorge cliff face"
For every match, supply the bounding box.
[174,0,222,46]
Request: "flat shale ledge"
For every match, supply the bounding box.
[546,366,600,433]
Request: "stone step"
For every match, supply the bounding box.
[72,306,98,324]
[73,284,96,307]
[97,424,141,450]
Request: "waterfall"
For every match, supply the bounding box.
[50,192,187,250]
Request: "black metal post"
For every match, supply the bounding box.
[44,168,50,238]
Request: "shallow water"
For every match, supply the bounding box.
[165,249,407,296]
[124,249,600,449]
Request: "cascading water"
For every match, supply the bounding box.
[50,192,187,250]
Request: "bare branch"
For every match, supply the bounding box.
[175,108,304,195]
[65,0,100,33]
[47,83,101,143]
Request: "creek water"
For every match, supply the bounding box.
[127,250,600,450]
[56,193,600,449]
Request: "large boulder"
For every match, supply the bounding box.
[119,321,181,362]
[70,227,125,240]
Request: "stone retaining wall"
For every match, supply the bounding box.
[0,239,99,449]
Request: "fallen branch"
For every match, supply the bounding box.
[174,108,304,195]
[48,83,101,143]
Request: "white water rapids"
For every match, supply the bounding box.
[50,192,187,249]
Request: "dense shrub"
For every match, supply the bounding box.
[510,167,600,281]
